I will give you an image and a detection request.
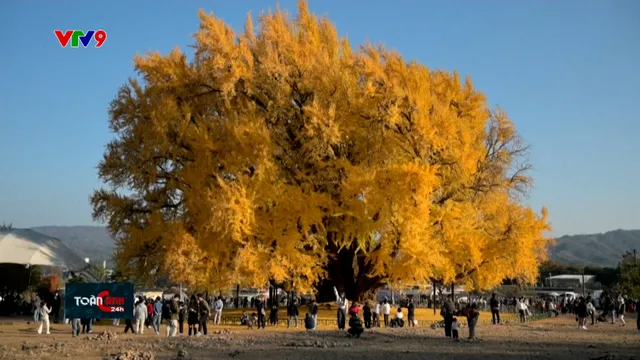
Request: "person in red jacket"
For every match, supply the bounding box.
[146,300,154,328]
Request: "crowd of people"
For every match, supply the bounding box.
[20,288,640,338]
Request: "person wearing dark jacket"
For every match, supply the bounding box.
[441,296,455,337]
[490,293,500,325]
[287,300,299,328]
[347,311,364,338]
[269,303,279,326]
[197,294,210,336]
[363,302,372,329]
[407,299,416,327]
[178,301,186,335]
[256,297,266,329]
[187,296,199,336]
[304,313,315,331]
[165,295,179,337]
[576,297,588,330]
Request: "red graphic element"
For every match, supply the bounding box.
[54,30,73,47]
[94,29,107,48]
[96,290,125,312]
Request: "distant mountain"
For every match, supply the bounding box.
[28,226,640,269]
[549,229,640,267]
[31,226,115,267]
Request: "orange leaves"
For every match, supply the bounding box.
[93,1,551,296]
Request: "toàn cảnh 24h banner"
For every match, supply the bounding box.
[65,282,134,319]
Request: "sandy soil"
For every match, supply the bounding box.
[0,315,637,360]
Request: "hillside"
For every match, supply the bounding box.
[549,229,640,267]
[31,226,115,267]
[28,226,640,269]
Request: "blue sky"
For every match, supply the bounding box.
[0,0,638,236]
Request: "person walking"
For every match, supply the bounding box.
[71,318,81,337]
[36,301,51,335]
[166,295,179,337]
[123,300,135,334]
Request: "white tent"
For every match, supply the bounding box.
[0,228,88,271]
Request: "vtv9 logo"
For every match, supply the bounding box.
[54,29,107,48]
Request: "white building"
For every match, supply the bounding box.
[545,274,595,287]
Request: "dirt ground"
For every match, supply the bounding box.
[0,315,638,360]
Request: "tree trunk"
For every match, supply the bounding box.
[316,239,386,302]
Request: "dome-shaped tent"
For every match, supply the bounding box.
[0,228,88,271]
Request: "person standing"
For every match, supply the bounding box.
[213,297,224,325]
[517,298,527,323]
[440,296,455,337]
[576,297,588,330]
[363,302,372,329]
[187,295,199,336]
[451,318,459,340]
[134,299,147,335]
[178,301,186,336]
[617,294,626,326]
[287,298,299,328]
[309,300,319,330]
[381,300,391,327]
[36,301,51,335]
[146,299,154,328]
[490,293,500,325]
[197,294,210,336]
[256,296,266,329]
[373,301,380,327]
[333,287,349,331]
[153,297,163,335]
[407,298,416,327]
[466,303,479,340]
[269,301,279,326]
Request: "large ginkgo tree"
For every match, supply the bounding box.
[92,1,551,300]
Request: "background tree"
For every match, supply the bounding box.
[618,251,640,298]
[0,222,12,230]
[0,264,42,295]
[92,1,551,300]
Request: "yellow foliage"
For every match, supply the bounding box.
[92,1,551,297]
